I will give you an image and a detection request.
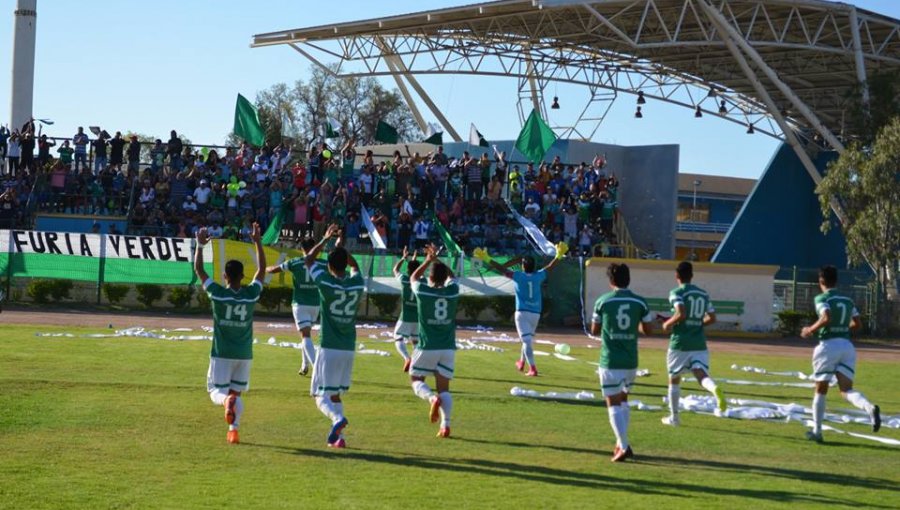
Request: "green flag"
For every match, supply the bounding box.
[261,202,290,246]
[374,120,399,144]
[233,94,265,147]
[325,117,341,139]
[431,212,462,258]
[515,109,557,163]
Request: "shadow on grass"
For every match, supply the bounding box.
[244,442,889,506]
[639,454,898,496]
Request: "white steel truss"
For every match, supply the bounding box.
[253,0,900,147]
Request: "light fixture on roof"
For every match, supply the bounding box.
[707,88,717,98]
[636,91,646,105]
[694,105,703,118]
[551,96,560,109]
[718,100,728,114]
[746,123,755,134]
[635,106,643,118]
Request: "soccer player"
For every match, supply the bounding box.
[392,247,420,372]
[660,261,726,425]
[409,244,460,438]
[800,265,881,443]
[590,263,653,462]
[193,223,266,445]
[305,224,365,448]
[265,238,320,376]
[477,243,567,376]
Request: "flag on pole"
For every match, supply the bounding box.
[431,211,462,258]
[507,201,558,257]
[325,117,341,139]
[35,118,54,125]
[261,201,290,246]
[469,123,489,147]
[233,94,265,147]
[280,111,295,139]
[422,122,443,145]
[374,120,399,144]
[514,109,556,163]
[360,205,387,250]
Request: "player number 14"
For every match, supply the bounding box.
[225,303,248,321]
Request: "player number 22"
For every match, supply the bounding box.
[330,290,360,316]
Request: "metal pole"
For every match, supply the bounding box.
[849,7,871,109]
[791,265,798,311]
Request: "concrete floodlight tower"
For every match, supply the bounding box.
[9,0,37,131]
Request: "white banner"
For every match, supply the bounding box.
[1,230,212,261]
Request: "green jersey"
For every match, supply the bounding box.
[668,283,714,351]
[397,273,418,322]
[204,279,263,360]
[280,258,322,306]
[412,279,460,350]
[592,289,651,369]
[310,264,365,351]
[813,289,858,340]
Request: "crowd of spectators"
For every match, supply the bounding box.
[0,123,622,257]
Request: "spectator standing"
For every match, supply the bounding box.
[37,134,56,168]
[167,130,183,171]
[73,127,89,171]
[109,132,126,171]
[92,133,108,175]
[57,141,74,168]
[127,135,142,175]
[6,132,20,176]
[414,215,430,249]
[20,131,35,174]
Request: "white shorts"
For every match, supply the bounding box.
[667,349,711,376]
[393,320,419,340]
[207,357,252,394]
[311,348,355,396]
[292,304,320,330]
[514,311,540,341]
[410,349,455,379]
[598,368,635,397]
[812,338,856,382]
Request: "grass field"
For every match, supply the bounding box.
[1,323,898,510]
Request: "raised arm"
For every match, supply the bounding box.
[250,223,266,283]
[474,247,513,278]
[411,244,438,283]
[305,224,339,270]
[393,246,409,277]
[194,228,210,282]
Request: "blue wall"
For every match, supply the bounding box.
[441,138,679,258]
[713,144,848,268]
[34,214,128,234]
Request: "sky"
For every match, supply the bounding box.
[0,0,897,180]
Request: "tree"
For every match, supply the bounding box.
[817,116,900,331]
[224,64,421,148]
[844,71,900,146]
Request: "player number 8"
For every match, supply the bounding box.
[434,298,448,320]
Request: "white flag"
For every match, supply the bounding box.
[469,123,489,147]
[360,205,387,250]
[508,202,557,256]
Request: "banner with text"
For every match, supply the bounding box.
[0,230,213,284]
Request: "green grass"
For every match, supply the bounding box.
[0,324,898,510]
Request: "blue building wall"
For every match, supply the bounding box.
[713,143,847,268]
[441,139,678,258]
[34,214,128,234]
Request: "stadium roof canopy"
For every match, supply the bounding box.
[252,0,900,188]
